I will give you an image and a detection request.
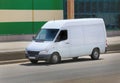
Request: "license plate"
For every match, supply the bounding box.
[29,57,36,59]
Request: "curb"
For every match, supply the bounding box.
[0,51,25,61]
[0,50,120,65]
[0,59,28,65]
[107,44,120,51]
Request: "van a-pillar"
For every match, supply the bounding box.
[67,0,75,19]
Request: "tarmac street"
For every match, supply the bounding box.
[0,52,120,83]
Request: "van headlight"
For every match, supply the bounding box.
[39,50,49,54]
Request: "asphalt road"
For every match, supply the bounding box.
[0,52,120,83]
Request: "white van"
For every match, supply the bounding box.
[25,18,107,64]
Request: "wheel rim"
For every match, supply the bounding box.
[94,51,99,58]
[52,54,59,63]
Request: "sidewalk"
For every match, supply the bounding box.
[0,36,120,52]
[0,41,30,53]
[107,36,120,45]
[0,36,120,63]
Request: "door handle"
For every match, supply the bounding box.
[65,42,70,44]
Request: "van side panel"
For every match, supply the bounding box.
[69,26,85,57]
[63,19,106,58]
[83,23,106,55]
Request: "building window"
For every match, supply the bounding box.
[64,0,120,30]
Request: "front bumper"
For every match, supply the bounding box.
[25,54,51,60]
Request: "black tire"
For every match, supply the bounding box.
[49,53,61,64]
[73,57,78,61]
[91,48,100,60]
[30,59,38,64]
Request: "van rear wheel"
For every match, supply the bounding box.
[91,48,100,60]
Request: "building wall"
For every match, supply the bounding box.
[64,0,120,30]
[0,0,63,35]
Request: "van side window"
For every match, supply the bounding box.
[56,30,68,42]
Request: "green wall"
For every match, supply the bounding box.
[0,0,63,35]
[0,0,63,10]
[0,22,45,35]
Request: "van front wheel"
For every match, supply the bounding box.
[91,48,100,60]
[49,53,61,64]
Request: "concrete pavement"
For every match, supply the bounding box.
[0,36,120,63]
[107,36,120,45]
[0,53,120,83]
[0,41,30,53]
[0,36,120,53]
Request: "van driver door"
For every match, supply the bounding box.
[55,30,70,58]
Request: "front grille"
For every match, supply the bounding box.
[27,51,39,56]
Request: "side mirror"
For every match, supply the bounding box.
[32,36,35,40]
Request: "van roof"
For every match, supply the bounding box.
[42,18,104,29]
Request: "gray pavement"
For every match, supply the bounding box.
[0,36,120,63]
[107,36,120,45]
[0,41,30,53]
[0,53,120,83]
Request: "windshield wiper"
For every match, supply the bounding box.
[35,39,45,42]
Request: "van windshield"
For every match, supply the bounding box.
[35,29,59,42]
